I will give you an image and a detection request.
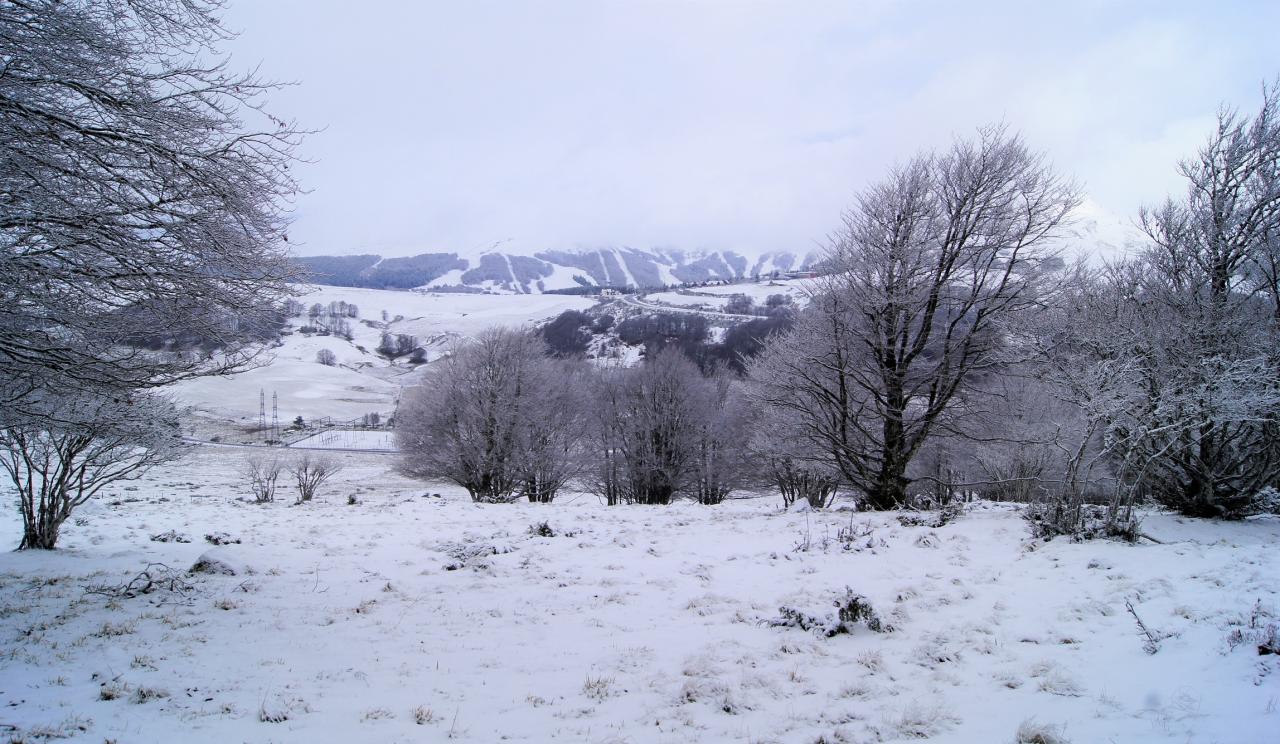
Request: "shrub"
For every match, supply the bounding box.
[290,454,343,502]
[769,589,892,637]
[1024,491,1139,543]
[1014,719,1071,744]
[723,294,754,315]
[541,310,592,357]
[241,456,282,503]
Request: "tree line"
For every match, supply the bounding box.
[398,101,1280,529]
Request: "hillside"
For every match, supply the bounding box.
[0,454,1274,743]
[167,287,597,434]
[295,246,823,294]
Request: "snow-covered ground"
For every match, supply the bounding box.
[289,429,396,451]
[169,286,595,427]
[691,279,812,303]
[0,447,1275,743]
[644,291,732,309]
[640,280,812,313]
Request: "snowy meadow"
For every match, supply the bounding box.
[1,447,1276,743]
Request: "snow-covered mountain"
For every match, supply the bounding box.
[295,246,823,294]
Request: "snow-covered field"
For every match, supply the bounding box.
[290,429,396,451]
[1,447,1276,743]
[644,291,733,309]
[643,280,811,311]
[170,287,595,427]
[690,279,812,302]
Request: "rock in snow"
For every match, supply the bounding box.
[189,548,249,576]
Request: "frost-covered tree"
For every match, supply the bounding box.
[1091,88,1280,517]
[290,454,343,503]
[751,127,1078,509]
[688,375,755,505]
[396,329,582,502]
[590,349,714,505]
[0,393,183,549]
[0,0,302,413]
[513,360,590,502]
[746,401,841,509]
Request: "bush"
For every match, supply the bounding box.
[1014,719,1071,744]
[315,348,337,366]
[541,310,592,357]
[768,589,892,637]
[770,457,838,509]
[723,294,754,315]
[290,454,342,502]
[1,393,181,549]
[242,455,282,503]
[1024,494,1139,542]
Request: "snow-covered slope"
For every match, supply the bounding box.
[0,449,1274,743]
[167,286,594,427]
[297,245,823,294]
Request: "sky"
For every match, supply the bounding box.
[222,0,1280,258]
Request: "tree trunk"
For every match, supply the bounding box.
[864,461,909,510]
[19,504,60,550]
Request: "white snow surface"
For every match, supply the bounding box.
[289,429,396,451]
[168,286,595,424]
[644,291,732,309]
[0,447,1276,743]
[690,279,812,302]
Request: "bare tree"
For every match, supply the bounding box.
[315,349,338,366]
[0,393,183,549]
[396,328,547,502]
[1113,85,1280,517]
[688,376,754,505]
[378,333,419,360]
[242,455,283,504]
[748,403,840,509]
[290,454,343,503]
[0,0,303,414]
[750,126,1078,509]
[589,349,709,505]
[514,360,589,503]
[586,363,629,506]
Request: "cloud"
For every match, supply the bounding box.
[223,0,1280,257]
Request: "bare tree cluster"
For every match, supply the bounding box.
[591,350,751,505]
[396,334,756,505]
[749,93,1280,522]
[238,454,343,504]
[377,333,421,361]
[396,329,590,503]
[1053,88,1280,518]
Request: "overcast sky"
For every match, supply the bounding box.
[223,1,1280,258]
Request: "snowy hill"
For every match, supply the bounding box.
[295,245,824,294]
[168,286,595,432]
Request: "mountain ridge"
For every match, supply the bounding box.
[294,246,822,294]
